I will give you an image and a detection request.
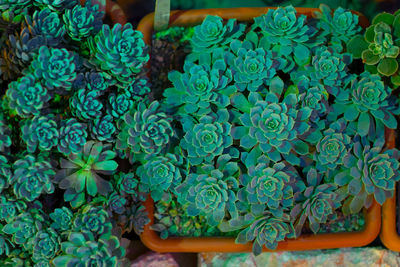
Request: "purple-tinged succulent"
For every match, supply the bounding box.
[58,118,87,155]
[70,89,103,121]
[21,115,59,153]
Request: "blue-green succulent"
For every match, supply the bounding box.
[107,192,126,215]
[107,93,133,119]
[32,228,60,262]
[91,115,116,142]
[85,71,109,94]
[33,0,78,11]
[49,207,73,231]
[0,156,11,194]
[58,118,87,155]
[21,115,59,153]
[0,116,11,153]
[0,196,26,223]
[73,205,112,237]
[115,172,138,196]
[124,78,151,102]
[70,89,103,121]
[298,84,329,122]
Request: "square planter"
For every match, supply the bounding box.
[136,7,387,253]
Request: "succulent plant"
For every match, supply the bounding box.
[107,93,133,119]
[33,0,78,11]
[91,115,116,142]
[26,7,65,46]
[30,46,76,90]
[137,153,186,201]
[0,115,11,153]
[332,71,400,137]
[117,101,174,162]
[191,15,245,53]
[0,156,11,194]
[0,0,31,24]
[114,172,138,197]
[238,162,295,216]
[232,91,311,165]
[73,205,112,237]
[107,192,126,215]
[58,118,88,155]
[70,89,103,121]
[32,228,60,262]
[0,196,26,222]
[0,234,11,257]
[63,0,103,41]
[298,83,329,122]
[53,232,125,266]
[49,207,73,231]
[235,212,295,255]
[6,74,49,118]
[88,23,149,88]
[85,71,109,94]
[291,168,341,236]
[21,115,59,153]
[11,154,55,201]
[164,52,234,116]
[117,204,149,235]
[180,110,232,165]
[334,136,400,214]
[176,155,239,226]
[124,78,151,102]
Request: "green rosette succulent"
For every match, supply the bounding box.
[55,141,117,206]
[332,71,400,137]
[180,110,232,165]
[0,196,26,223]
[117,204,149,235]
[0,156,11,194]
[88,23,149,88]
[253,6,317,63]
[124,78,150,102]
[291,168,341,236]
[30,46,76,90]
[315,5,361,49]
[348,11,400,77]
[191,15,245,53]
[52,232,125,266]
[334,136,400,214]
[164,51,234,116]
[315,120,352,171]
[117,101,174,161]
[49,207,73,231]
[137,153,187,201]
[107,93,133,119]
[6,74,49,118]
[0,0,31,24]
[85,71,109,94]
[107,192,126,215]
[298,83,329,122]
[70,89,103,120]
[176,155,239,226]
[0,234,11,257]
[232,90,311,165]
[0,116,11,153]
[91,115,116,142]
[235,212,295,255]
[63,0,103,41]
[32,228,60,262]
[73,205,112,237]
[2,209,44,250]
[33,0,78,11]
[26,7,65,46]
[58,118,87,155]
[11,154,55,201]
[238,162,294,216]
[21,115,59,153]
[115,172,138,196]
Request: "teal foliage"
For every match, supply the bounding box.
[21,115,59,153]
[70,89,103,121]
[58,118,88,155]
[91,115,116,142]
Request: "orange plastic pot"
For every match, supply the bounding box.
[137,7,378,253]
[380,129,400,251]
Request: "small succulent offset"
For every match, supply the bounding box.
[70,89,103,121]
[73,204,112,237]
[49,207,73,231]
[31,228,60,262]
[21,115,59,153]
[58,118,88,155]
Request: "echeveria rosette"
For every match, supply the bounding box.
[89,23,149,88]
[232,91,311,165]
[191,15,245,53]
[124,78,151,102]
[0,234,11,257]
[176,156,239,226]
[107,93,133,119]
[332,72,399,137]
[6,74,49,118]
[315,120,352,171]
[0,196,26,223]
[11,154,55,201]
[32,228,60,263]
[21,115,59,153]
[298,84,329,122]
[91,115,116,142]
[49,207,73,231]
[55,141,117,207]
[229,39,286,92]
[315,5,361,49]
[0,156,11,194]
[2,209,44,250]
[107,192,126,215]
[53,232,125,266]
[180,110,232,165]
[63,0,103,41]
[238,162,294,217]
[117,204,150,235]
[30,46,76,90]
[253,6,318,64]
[70,89,103,121]
[73,205,112,237]
[137,153,187,201]
[235,212,295,255]
[334,136,400,214]
[0,116,11,153]
[117,101,174,162]
[165,53,234,116]
[291,168,341,236]
[0,0,31,23]
[115,172,138,196]
[85,71,109,95]
[26,7,65,46]
[58,118,87,155]
[33,0,78,11]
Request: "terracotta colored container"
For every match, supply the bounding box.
[137,7,379,253]
[380,129,400,251]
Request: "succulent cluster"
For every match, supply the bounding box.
[0,0,151,265]
[151,5,400,255]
